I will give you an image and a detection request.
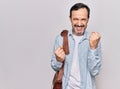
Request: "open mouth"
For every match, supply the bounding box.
[74,25,84,32]
[76,27,83,31]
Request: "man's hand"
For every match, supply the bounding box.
[54,46,66,62]
[89,32,101,49]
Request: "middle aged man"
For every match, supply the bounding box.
[51,3,102,89]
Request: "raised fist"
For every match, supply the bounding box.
[89,32,101,49]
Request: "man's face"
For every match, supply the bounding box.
[70,8,89,36]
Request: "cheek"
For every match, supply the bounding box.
[85,20,88,25]
[71,19,77,24]
[72,22,78,27]
[72,22,76,25]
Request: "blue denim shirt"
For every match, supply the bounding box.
[51,29,102,89]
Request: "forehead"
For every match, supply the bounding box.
[71,8,88,18]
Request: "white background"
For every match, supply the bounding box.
[0,0,120,89]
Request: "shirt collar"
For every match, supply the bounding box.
[68,29,89,40]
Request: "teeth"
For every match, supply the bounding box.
[77,27,82,30]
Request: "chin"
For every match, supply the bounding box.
[77,32,84,35]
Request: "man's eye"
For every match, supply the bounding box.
[73,18,78,20]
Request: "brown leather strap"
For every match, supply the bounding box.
[53,30,69,83]
[57,30,69,80]
[61,30,69,55]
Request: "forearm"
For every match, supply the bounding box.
[51,54,63,71]
[51,35,63,71]
[87,43,102,76]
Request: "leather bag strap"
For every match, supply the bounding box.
[57,30,69,81]
[61,30,69,55]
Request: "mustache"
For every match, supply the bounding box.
[74,24,85,27]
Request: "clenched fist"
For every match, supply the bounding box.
[54,46,66,62]
[89,32,101,49]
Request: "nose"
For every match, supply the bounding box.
[77,20,82,26]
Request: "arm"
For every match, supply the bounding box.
[51,35,65,71]
[88,42,102,76]
[88,32,102,76]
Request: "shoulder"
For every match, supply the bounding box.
[54,32,63,45]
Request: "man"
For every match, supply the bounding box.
[51,3,102,89]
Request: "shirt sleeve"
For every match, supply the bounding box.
[51,35,63,71]
[87,41,102,76]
